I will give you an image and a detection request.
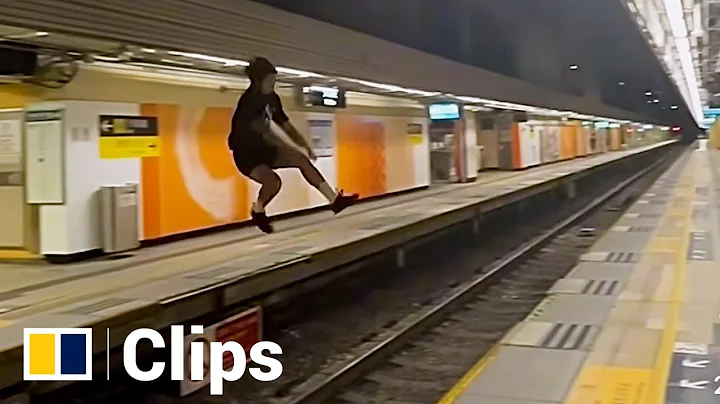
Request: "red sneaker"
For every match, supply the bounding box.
[251,210,274,234]
[331,190,359,214]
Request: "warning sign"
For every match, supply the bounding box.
[98,115,159,159]
[179,307,263,396]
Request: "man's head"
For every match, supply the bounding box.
[246,57,277,94]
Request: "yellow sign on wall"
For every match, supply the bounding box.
[407,123,424,146]
[98,115,159,159]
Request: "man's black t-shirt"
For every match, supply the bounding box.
[228,89,289,150]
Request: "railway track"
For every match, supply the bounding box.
[38,144,686,404]
[272,148,689,404]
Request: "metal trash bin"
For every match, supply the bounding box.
[100,184,140,253]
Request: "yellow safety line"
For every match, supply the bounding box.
[561,153,695,403]
[645,160,694,403]
[435,342,501,403]
[437,149,685,404]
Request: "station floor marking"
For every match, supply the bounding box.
[565,366,651,404]
[564,157,695,404]
[435,344,501,403]
[644,166,693,404]
[436,155,695,404]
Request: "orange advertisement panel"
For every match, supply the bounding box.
[140,103,250,239]
[559,124,576,160]
[575,124,587,156]
[335,115,387,198]
[138,104,419,239]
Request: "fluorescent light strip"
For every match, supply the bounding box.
[662,0,703,124]
[276,66,323,78]
[87,50,662,127]
[94,55,121,62]
[167,51,248,67]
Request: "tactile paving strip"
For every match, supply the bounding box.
[581,279,621,296]
[540,323,597,350]
[549,278,623,296]
[504,321,599,351]
[604,251,639,263]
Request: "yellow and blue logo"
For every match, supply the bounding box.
[23,328,92,381]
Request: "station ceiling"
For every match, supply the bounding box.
[703,0,720,106]
[251,0,699,130]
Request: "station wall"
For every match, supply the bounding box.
[12,69,430,253]
[513,121,582,169]
[484,119,647,170]
[0,68,670,256]
[138,103,428,240]
[28,101,143,255]
[0,86,44,251]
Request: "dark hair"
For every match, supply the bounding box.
[245,57,277,82]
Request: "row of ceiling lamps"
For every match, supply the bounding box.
[147,50,657,125]
[23,32,666,129]
[7,28,676,127]
[627,0,703,123]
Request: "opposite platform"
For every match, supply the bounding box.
[0,141,675,393]
[442,142,720,404]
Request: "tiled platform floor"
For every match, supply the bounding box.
[443,142,720,404]
[0,142,673,362]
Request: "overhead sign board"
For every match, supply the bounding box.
[98,115,159,159]
[26,110,63,122]
[297,86,346,108]
[428,103,461,121]
[703,108,720,118]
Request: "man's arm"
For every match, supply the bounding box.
[280,121,311,151]
[272,94,312,153]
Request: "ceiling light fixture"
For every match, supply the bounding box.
[113,49,664,128]
[167,51,248,67]
[662,0,703,124]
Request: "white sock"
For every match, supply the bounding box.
[318,182,337,202]
[252,201,265,213]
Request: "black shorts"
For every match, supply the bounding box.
[232,144,279,177]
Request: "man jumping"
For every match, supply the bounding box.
[228,57,359,233]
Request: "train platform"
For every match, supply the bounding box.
[0,141,675,393]
[440,142,718,404]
